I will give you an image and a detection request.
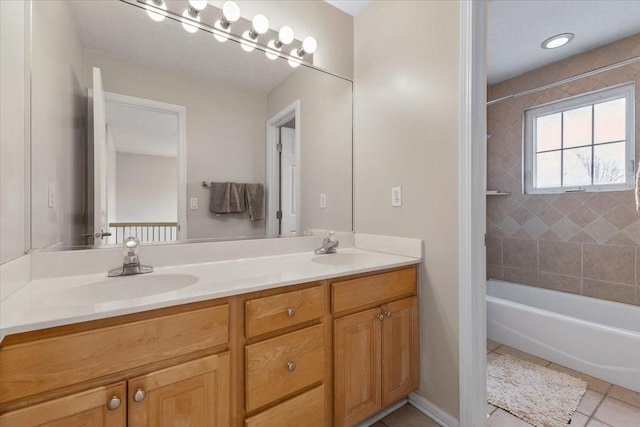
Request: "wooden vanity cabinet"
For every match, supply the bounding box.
[332,267,419,427]
[0,301,231,426]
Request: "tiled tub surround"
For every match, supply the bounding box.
[487,33,640,306]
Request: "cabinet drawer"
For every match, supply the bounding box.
[245,285,325,338]
[332,267,416,313]
[245,324,324,412]
[0,304,229,404]
[245,385,325,427]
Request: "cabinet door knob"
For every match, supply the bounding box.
[286,307,296,317]
[287,361,297,372]
[385,311,392,318]
[133,388,146,402]
[107,396,121,410]
[377,314,385,321]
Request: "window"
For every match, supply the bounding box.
[524,82,635,194]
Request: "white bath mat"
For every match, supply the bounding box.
[487,354,587,427]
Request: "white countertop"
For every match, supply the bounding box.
[0,248,420,342]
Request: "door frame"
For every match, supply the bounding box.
[458,1,488,425]
[265,100,301,237]
[103,91,188,240]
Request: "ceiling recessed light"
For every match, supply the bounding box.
[541,33,574,49]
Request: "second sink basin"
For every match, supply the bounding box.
[54,273,199,304]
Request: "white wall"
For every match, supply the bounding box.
[354,1,461,420]
[0,1,27,263]
[85,50,267,240]
[115,152,178,222]
[267,67,353,234]
[30,0,86,249]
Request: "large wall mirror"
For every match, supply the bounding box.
[29,0,353,250]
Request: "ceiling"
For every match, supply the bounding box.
[488,0,640,84]
[323,0,372,17]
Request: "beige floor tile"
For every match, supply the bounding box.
[494,345,550,366]
[586,419,612,427]
[546,363,612,394]
[488,339,502,352]
[380,404,440,427]
[607,385,640,408]
[488,403,498,415]
[569,412,589,427]
[577,390,605,416]
[488,409,533,426]
[488,351,502,363]
[592,397,640,427]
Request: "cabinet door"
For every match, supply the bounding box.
[381,296,419,406]
[0,382,125,427]
[333,307,382,427]
[129,353,230,427]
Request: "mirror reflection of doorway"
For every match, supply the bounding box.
[89,74,187,245]
[279,120,297,236]
[266,101,300,237]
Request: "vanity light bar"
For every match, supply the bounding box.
[135,0,317,68]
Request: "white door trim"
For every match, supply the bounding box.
[103,91,188,240]
[458,1,488,426]
[265,100,301,237]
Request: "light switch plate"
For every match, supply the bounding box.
[190,197,198,209]
[320,193,326,209]
[391,186,402,207]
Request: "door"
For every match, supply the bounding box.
[0,382,126,426]
[91,66,110,245]
[333,307,382,427]
[279,126,297,235]
[128,353,230,427]
[381,296,419,405]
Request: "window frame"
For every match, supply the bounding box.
[523,82,636,194]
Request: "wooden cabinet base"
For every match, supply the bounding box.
[244,385,325,427]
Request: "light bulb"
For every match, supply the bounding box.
[278,26,294,45]
[302,36,317,54]
[213,20,230,42]
[252,14,269,35]
[222,1,240,23]
[288,48,302,68]
[266,40,280,60]
[241,30,256,52]
[181,9,200,33]
[188,0,207,11]
[145,0,167,22]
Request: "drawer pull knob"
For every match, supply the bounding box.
[133,389,146,402]
[287,361,297,372]
[377,314,385,321]
[286,307,296,317]
[385,311,392,318]
[107,396,121,410]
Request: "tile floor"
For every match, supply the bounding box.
[374,340,640,427]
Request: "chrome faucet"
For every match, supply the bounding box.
[108,237,153,277]
[314,231,339,255]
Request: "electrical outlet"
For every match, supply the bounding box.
[190,197,198,209]
[320,193,326,208]
[391,186,402,207]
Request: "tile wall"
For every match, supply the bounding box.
[486,34,640,306]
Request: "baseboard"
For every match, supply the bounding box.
[354,398,408,427]
[408,392,460,427]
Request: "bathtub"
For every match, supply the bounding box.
[486,279,640,392]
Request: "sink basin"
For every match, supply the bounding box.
[55,274,199,304]
[311,253,368,266]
